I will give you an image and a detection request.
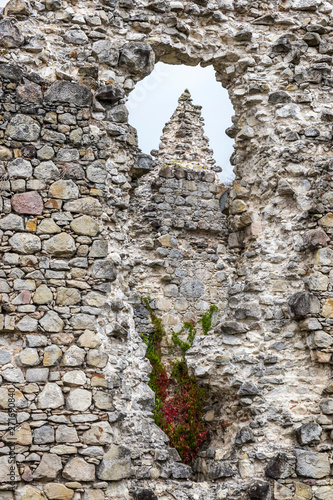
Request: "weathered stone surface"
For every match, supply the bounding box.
[314,486,333,500]
[12,191,43,215]
[9,233,41,253]
[119,42,155,76]
[4,422,32,445]
[63,197,102,216]
[43,345,62,366]
[86,349,108,368]
[35,161,59,180]
[62,457,95,481]
[93,391,114,410]
[33,284,53,304]
[295,450,330,478]
[0,19,24,48]
[67,313,95,330]
[34,425,55,444]
[63,370,86,386]
[56,287,81,306]
[26,367,49,383]
[320,398,333,414]
[315,247,333,266]
[0,213,24,231]
[6,114,40,141]
[288,292,321,317]
[97,445,131,481]
[56,425,79,443]
[92,40,119,65]
[66,389,92,411]
[39,311,64,332]
[92,260,117,281]
[43,233,76,256]
[37,218,61,234]
[89,240,108,258]
[86,161,106,183]
[8,158,32,178]
[38,383,64,409]
[180,279,204,298]
[44,82,93,106]
[48,180,79,200]
[16,487,44,500]
[33,453,62,480]
[296,423,322,445]
[0,62,23,81]
[44,484,74,500]
[70,216,99,236]
[322,299,333,318]
[0,145,13,160]
[17,81,43,103]
[4,0,31,16]
[248,481,271,500]
[96,84,124,102]
[17,347,40,367]
[62,345,86,366]
[82,422,112,445]
[265,453,295,479]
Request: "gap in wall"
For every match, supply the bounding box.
[127,62,235,184]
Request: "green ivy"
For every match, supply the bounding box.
[140,298,218,464]
[201,304,219,335]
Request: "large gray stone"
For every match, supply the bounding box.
[92,260,117,281]
[33,453,62,480]
[62,345,86,367]
[34,161,60,179]
[48,180,79,199]
[6,114,40,141]
[86,161,107,183]
[0,19,24,48]
[56,425,79,443]
[9,233,41,254]
[8,158,32,178]
[0,214,24,231]
[320,398,333,414]
[44,82,93,106]
[288,292,320,317]
[97,445,132,481]
[295,450,330,478]
[180,279,205,298]
[296,423,322,445]
[119,42,155,77]
[70,215,99,236]
[69,313,96,330]
[92,40,119,65]
[63,29,88,45]
[38,383,64,409]
[0,62,23,81]
[63,197,102,216]
[62,457,95,481]
[26,368,49,383]
[82,422,112,445]
[39,311,64,333]
[43,233,76,257]
[0,349,11,364]
[34,425,55,444]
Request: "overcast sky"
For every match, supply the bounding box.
[127,62,235,182]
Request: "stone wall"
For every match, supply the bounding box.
[1,0,333,499]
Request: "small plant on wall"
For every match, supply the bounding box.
[141,298,218,464]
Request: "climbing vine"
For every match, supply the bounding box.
[141,298,218,464]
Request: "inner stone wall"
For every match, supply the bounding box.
[1,0,333,499]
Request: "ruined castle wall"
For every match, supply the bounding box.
[1,0,333,499]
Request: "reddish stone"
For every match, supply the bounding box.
[12,191,43,215]
[302,228,330,249]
